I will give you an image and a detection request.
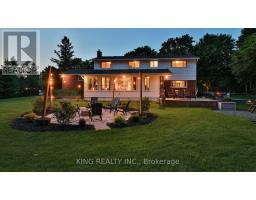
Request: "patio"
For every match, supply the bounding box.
[47,109,137,130]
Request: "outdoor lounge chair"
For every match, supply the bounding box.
[89,103,102,121]
[104,97,120,113]
[117,100,131,115]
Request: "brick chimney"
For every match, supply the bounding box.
[97,49,102,58]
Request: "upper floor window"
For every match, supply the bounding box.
[150,60,158,68]
[128,61,140,68]
[101,61,111,69]
[171,60,187,68]
[172,80,187,88]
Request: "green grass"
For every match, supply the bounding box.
[0,97,256,172]
[237,103,250,111]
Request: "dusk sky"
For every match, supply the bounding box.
[0,28,241,69]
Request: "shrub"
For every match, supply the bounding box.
[114,116,126,127]
[33,97,45,115]
[128,114,140,124]
[223,97,232,102]
[48,102,60,113]
[53,101,77,125]
[24,112,38,122]
[142,97,150,111]
[79,118,86,127]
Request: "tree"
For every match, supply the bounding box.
[51,36,74,72]
[231,33,256,94]
[124,46,157,57]
[237,28,256,48]
[0,70,19,98]
[0,59,40,98]
[70,57,94,69]
[159,34,194,56]
[194,34,236,92]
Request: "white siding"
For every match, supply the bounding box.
[94,59,197,80]
[167,60,197,80]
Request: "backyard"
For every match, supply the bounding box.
[0,96,256,171]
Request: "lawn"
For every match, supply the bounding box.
[0,97,256,172]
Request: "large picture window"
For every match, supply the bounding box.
[101,76,111,90]
[144,76,150,91]
[128,61,140,68]
[114,76,136,91]
[101,61,111,69]
[88,77,98,90]
[171,80,187,88]
[171,60,187,68]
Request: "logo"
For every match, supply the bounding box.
[1,30,40,76]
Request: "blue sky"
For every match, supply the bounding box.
[1,28,241,69]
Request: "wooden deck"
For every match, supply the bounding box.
[163,98,218,109]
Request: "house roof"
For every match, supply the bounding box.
[92,55,199,61]
[64,68,172,75]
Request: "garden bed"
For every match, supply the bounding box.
[107,112,157,128]
[11,117,94,132]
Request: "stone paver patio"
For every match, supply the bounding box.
[47,109,137,130]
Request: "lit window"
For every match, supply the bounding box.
[88,77,98,90]
[171,60,187,68]
[101,61,111,69]
[172,81,187,88]
[101,76,111,90]
[144,76,150,91]
[150,60,158,68]
[114,76,137,91]
[128,61,140,68]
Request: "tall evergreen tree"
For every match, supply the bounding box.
[51,36,74,72]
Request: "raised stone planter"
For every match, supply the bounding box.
[218,102,236,111]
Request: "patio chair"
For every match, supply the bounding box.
[89,103,102,121]
[88,97,98,108]
[104,97,120,113]
[117,100,131,115]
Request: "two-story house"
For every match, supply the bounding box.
[62,50,199,100]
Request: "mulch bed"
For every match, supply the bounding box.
[107,113,157,128]
[11,118,95,132]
